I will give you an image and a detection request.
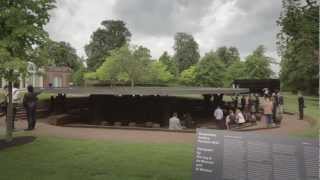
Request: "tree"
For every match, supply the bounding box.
[195,51,225,87]
[216,46,240,67]
[85,20,131,71]
[72,65,85,86]
[277,0,319,94]
[148,61,173,84]
[84,72,98,80]
[223,61,246,87]
[44,41,81,70]
[95,55,122,85]
[244,45,273,79]
[173,32,200,73]
[159,51,178,77]
[179,66,197,86]
[93,45,152,87]
[0,0,55,141]
[35,40,84,85]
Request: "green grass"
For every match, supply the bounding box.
[282,92,319,138]
[38,93,56,101]
[0,135,193,180]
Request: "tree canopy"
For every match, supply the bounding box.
[90,45,152,87]
[277,0,319,94]
[173,32,200,73]
[223,61,246,87]
[159,51,178,77]
[36,40,82,70]
[216,46,240,67]
[0,0,56,141]
[195,51,225,87]
[147,61,173,84]
[244,45,274,79]
[179,65,197,86]
[0,0,55,81]
[85,20,131,71]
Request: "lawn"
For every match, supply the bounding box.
[282,92,319,138]
[0,135,193,180]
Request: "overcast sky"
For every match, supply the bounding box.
[45,0,282,73]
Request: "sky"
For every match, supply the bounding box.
[45,0,282,73]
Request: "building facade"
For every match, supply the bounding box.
[1,63,71,88]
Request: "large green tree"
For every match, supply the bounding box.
[277,0,319,94]
[0,0,55,141]
[195,51,225,87]
[244,45,273,79]
[173,32,200,73]
[179,65,197,86]
[44,41,81,70]
[216,46,240,67]
[85,20,131,71]
[34,40,84,85]
[223,61,247,87]
[159,51,178,77]
[147,61,173,85]
[93,45,152,87]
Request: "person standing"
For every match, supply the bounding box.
[298,93,305,120]
[214,106,224,129]
[23,85,39,130]
[278,92,284,113]
[254,94,260,114]
[11,83,21,129]
[225,110,236,130]
[263,96,274,127]
[240,95,246,111]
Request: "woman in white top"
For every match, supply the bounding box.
[169,112,183,130]
[235,109,246,124]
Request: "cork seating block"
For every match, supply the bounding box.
[101,121,110,126]
[152,123,160,128]
[145,122,153,128]
[128,122,136,127]
[114,122,122,126]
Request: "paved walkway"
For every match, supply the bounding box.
[0,113,313,144]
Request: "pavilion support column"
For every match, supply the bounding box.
[203,94,212,113]
[89,95,98,124]
[162,97,171,127]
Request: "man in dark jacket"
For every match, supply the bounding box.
[298,93,305,120]
[23,85,40,130]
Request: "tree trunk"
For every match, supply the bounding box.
[5,80,13,142]
[130,79,134,88]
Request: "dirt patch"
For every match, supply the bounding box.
[0,113,313,144]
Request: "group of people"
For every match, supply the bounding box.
[168,92,286,130]
[213,92,285,129]
[1,84,40,131]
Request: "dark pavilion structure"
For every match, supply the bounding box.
[41,86,249,128]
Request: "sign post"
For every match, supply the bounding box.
[192,128,319,180]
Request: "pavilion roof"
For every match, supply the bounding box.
[39,86,249,96]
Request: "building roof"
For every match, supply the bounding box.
[39,86,249,96]
[45,66,71,73]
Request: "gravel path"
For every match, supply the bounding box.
[0,113,313,144]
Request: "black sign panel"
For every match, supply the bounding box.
[192,128,319,180]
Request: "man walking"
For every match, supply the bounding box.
[298,93,305,120]
[23,85,39,130]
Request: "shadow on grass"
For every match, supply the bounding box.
[0,136,36,151]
